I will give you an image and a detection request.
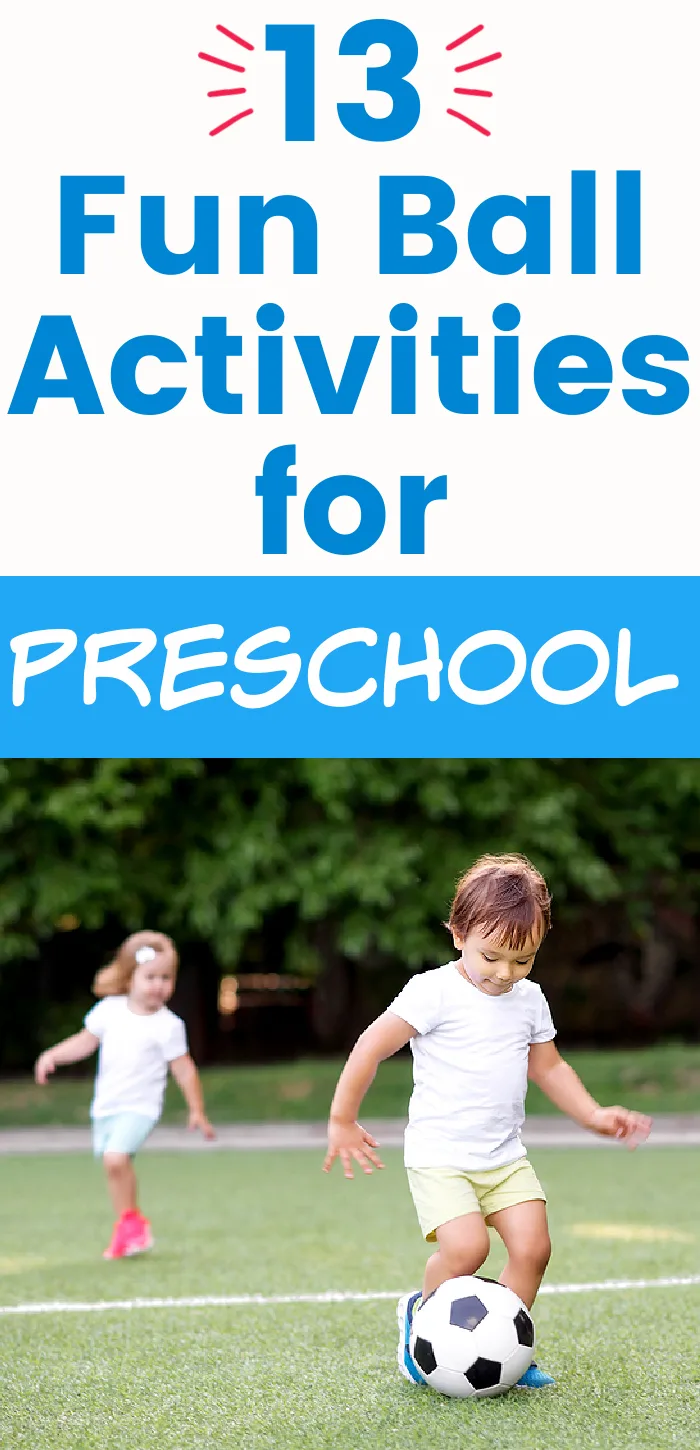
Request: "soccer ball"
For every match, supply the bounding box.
[409,1275,535,1398]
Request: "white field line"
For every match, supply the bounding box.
[1,1275,700,1318]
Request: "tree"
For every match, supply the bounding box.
[1,759,699,1060]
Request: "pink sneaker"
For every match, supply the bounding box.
[102,1216,131,1259]
[124,1211,154,1256]
[102,1211,154,1259]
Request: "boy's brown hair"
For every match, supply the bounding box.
[448,853,551,951]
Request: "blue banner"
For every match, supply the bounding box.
[0,577,695,757]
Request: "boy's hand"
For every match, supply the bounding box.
[323,1120,385,1178]
[588,1105,652,1148]
[34,1050,56,1085]
[188,1110,216,1141]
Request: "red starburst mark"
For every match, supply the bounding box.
[446,22,502,137]
[198,22,255,136]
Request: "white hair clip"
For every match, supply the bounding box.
[135,946,157,964]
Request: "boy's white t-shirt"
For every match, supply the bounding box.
[388,963,556,1171]
[84,995,188,1120]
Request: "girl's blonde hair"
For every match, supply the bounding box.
[92,930,179,997]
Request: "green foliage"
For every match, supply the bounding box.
[1,759,700,974]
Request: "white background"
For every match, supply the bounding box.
[0,0,697,576]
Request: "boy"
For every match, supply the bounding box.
[324,854,651,1388]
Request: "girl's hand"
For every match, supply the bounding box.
[188,1110,216,1141]
[34,1050,57,1086]
[589,1105,652,1148]
[323,1120,385,1179]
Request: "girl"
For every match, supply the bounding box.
[324,854,652,1389]
[34,930,215,1259]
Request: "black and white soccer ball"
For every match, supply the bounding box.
[409,1275,535,1398]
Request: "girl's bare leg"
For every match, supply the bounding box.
[103,1152,139,1216]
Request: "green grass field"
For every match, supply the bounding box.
[2,1042,700,1128]
[0,1147,698,1449]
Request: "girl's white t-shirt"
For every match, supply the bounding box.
[388,963,556,1171]
[84,995,188,1120]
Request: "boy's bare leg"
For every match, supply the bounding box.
[103,1152,139,1216]
[422,1213,491,1298]
[486,1200,551,1308]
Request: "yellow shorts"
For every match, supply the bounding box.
[407,1158,547,1242]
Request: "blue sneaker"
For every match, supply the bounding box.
[515,1362,556,1389]
[396,1291,426,1384]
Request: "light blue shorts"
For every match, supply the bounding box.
[92,1113,158,1158]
